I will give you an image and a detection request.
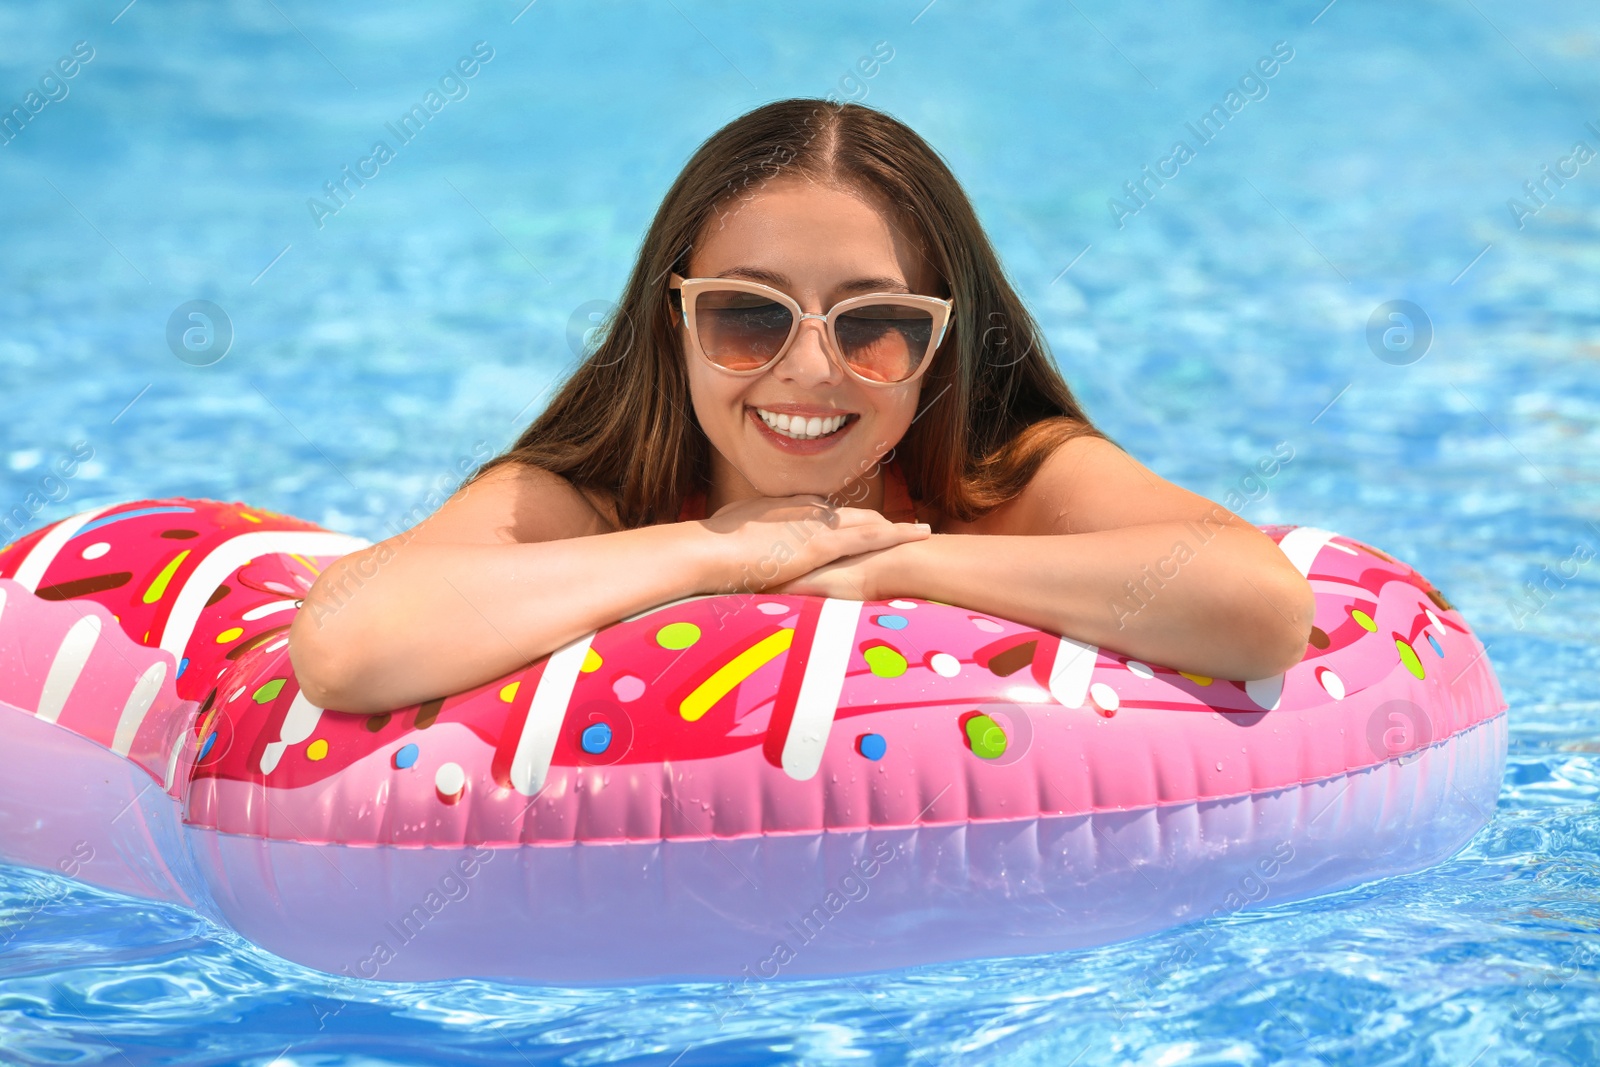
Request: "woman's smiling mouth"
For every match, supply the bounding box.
[747,405,859,450]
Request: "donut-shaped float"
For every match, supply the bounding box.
[0,498,1507,983]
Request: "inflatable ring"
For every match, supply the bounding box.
[0,498,1507,983]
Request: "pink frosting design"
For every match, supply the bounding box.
[0,500,1507,849]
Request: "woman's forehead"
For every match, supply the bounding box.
[690,178,935,294]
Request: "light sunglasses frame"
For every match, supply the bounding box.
[668,272,954,388]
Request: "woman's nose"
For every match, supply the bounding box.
[773,317,845,385]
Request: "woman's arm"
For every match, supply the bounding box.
[782,437,1317,681]
[287,465,725,714]
[288,463,931,714]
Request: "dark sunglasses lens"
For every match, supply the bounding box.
[835,304,935,383]
[694,290,794,370]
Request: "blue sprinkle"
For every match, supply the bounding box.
[394,743,419,769]
[857,732,887,760]
[580,723,613,755]
[73,505,196,538]
[1427,633,1444,657]
[177,657,189,678]
[874,614,909,630]
[199,732,217,760]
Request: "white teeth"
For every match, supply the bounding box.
[755,408,849,440]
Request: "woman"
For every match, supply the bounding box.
[288,99,1315,715]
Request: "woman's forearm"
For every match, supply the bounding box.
[877,522,1316,681]
[288,522,721,714]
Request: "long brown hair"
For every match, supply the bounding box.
[467,98,1111,527]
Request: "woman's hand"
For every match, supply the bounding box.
[694,495,930,595]
[767,544,900,600]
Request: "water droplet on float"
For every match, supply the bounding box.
[1215,761,1224,771]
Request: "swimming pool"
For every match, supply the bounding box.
[2,0,1596,1062]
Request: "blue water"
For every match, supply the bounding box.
[3,0,1598,1062]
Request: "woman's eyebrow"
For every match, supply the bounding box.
[715,266,912,294]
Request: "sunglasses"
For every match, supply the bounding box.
[669,273,953,386]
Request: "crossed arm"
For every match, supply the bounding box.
[776,436,1317,681]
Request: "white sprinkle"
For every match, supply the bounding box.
[435,761,466,795]
[1089,682,1119,713]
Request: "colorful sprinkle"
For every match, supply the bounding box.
[1396,638,1425,679]
[1178,671,1213,686]
[239,511,262,523]
[177,657,189,678]
[969,616,1005,633]
[160,529,200,539]
[1350,608,1378,632]
[74,505,194,537]
[757,602,789,615]
[964,714,1008,759]
[198,733,217,760]
[1125,660,1154,679]
[499,681,520,702]
[206,585,231,606]
[306,738,328,761]
[580,723,613,754]
[252,678,285,703]
[874,614,909,630]
[81,541,110,560]
[365,713,391,732]
[986,640,1038,677]
[142,549,191,604]
[656,622,701,650]
[581,648,603,673]
[35,572,133,600]
[929,652,961,678]
[434,762,466,800]
[857,733,887,760]
[863,644,907,678]
[1308,627,1331,650]
[1317,666,1345,700]
[887,599,917,610]
[1427,633,1444,657]
[681,628,794,721]
[1424,608,1444,631]
[225,624,291,661]
[1089,682,1120,714]
[612,674,645,702]
[216,627,244,643]
[415,698,443,729]
[394,743,419,769]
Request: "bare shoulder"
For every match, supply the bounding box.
[403,462,618,547]
[951,434,1249,537]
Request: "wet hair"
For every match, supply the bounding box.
[467,98,1111,527]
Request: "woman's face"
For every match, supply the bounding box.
[679,176,938,507]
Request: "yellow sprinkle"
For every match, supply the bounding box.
[239,511,262,523]
[142,549,191,604]
[500,680,520,702]
[290,553,322,577]
[581,647,603,673]
[1178,671,1213,686]
[216,626,244,643]
[1396,638,1425,680]
[306,738,328,760]
[1351,608,1378,632]
[656,621,701,650]
[680,629,794,722]
[253,678,285,703]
